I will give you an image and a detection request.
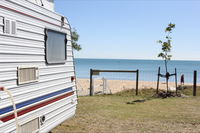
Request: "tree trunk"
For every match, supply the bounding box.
[166,77,169,93]
[165,60,169,92]
[165,59,168,73]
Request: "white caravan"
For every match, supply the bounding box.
[0,0,77,132]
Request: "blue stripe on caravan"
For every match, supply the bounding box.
[0,87,73,115]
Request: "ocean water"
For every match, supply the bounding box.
[74,58,200,83]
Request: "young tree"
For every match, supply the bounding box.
[71,28,82,51]
[158,23,175,73]
[157,23,175,92]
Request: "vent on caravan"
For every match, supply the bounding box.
[19,117,40,133]
[4,18,17,35]
[18,67,39,85]
[11,21,17,34]
[4,19,10,34]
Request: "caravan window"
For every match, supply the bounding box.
[45,29,67,64]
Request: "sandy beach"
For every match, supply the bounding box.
[76,78,192,96]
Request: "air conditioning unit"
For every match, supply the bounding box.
[17,67,39,85]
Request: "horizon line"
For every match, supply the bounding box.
[74,57,200,62]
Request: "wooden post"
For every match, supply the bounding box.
[193,70,197,96]
[175,68,178,95]
[136,69,139,96]
[156,67,160,94]
[90,69,93,96]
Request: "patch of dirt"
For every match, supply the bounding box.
[153,91,189,98]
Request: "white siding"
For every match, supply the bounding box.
[0,17,3,33]
[0,0,77,132]
[27,0,55,12]
[1,95,77,132]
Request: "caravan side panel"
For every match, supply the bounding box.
[0,0,77,132]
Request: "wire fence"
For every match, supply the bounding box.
[76,68,199,96]
[89,69,139,96]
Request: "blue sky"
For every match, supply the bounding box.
[55,0,200,60]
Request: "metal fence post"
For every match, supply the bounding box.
[136,69,139,96]
[193,70,197,96]
[90,69,93,96]
[175,68,178,95]
[156,67,160,94]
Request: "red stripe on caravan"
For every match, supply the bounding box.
[0,5,68,30]
[0,92,74,122]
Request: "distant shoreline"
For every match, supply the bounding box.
[76,77,193,84]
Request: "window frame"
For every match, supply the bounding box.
[45,28,67,64]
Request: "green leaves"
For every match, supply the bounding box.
[167,55,172,60]
[165,23,175,32]
[157,23,175,62]
[157,40,163,44]
[158,52,165,58]
[162,42,171,52]
[71,28,82,51]
[72,42,82,51]
[157,52,172,61]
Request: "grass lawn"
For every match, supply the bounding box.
[52,88,200,133]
